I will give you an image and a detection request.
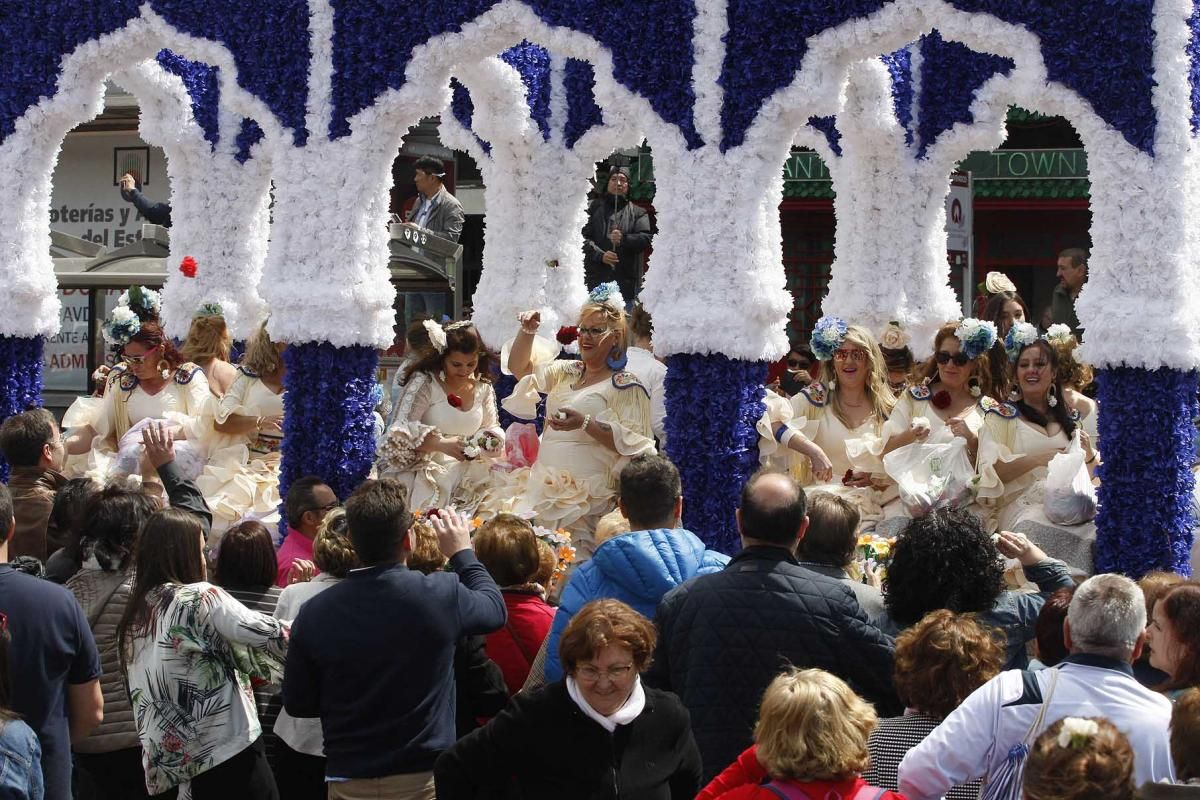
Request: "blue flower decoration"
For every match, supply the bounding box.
[810,316,848,362]
[1003,321,1040,362]
[953,318,998,361]
[588,281,623,309]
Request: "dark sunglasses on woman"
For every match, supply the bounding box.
[934,351,972,367]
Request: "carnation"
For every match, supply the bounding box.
[1045,323,1074,343]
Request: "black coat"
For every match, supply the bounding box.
[455,634,509,738]
[644,545,900,782]
[582,195,652,300]
[434,681,701,800]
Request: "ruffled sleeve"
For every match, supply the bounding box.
[477,382,505,453]
[214,372,253,424]
[845,421,888,476]
[976,411,1019,502]
[500,335,565,421]
[376,372,436,472]
[595,377,655,457]
[756,391,797,466]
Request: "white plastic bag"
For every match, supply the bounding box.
[883,430,978,517]
[1043,435,1097,525]
[112,418,205,480]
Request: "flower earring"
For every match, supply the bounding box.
[968,377,982,398]
[157,359,171,380]
[1048,391,1058,408]
[1008,386,1021,402]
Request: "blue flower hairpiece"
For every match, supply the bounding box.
[810,316,848,362]
[587,281,625,313]
[954,318,998,360]
[102,306,141,346]
[1004,321,1041,362]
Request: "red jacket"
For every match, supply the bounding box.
[484,590,555,695]
[699,745,907,800]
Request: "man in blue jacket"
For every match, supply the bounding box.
[542,454,728,682]
[283,479,506,799]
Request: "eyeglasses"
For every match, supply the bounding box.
[578,326,611,339]
[935,351,972,367]
[575,663,635,683]
[832,349,867,363]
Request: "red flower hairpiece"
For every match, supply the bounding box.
[556,326,578,346]
[179,256,198,278]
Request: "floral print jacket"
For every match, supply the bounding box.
[126,582,288,793]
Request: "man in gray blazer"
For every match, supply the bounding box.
[404,156,466,321]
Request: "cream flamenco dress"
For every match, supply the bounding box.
[758,381,892,528]
[482,336,654,559]
[375,371,504,514]
[195,367,285,535]
[62,363,212,482]
[976,399,1097,571]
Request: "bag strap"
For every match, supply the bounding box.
[1023,668,1060,744]
[761,781,815,800]
[505,619,536,668]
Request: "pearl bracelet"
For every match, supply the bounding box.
[581,413,592,431]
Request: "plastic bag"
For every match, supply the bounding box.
[1043,435,1097,525]
[497,422,539,471]
[112,418,205,480]
[883,430,978,517]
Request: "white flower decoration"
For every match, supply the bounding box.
[1057,717,1100,749]
[879,322,909,350]
[984,271,1017,295]
[1045,324,1074,343]
[423,319,447,354]
[911,416,931,432]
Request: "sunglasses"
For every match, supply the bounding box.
[935,351,972,367]
[786,360,809,370]
[578,326,611,339]
[832,349,867,363]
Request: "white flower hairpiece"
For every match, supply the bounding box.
[1004,321,1041,362]
[984,271,1017,295]
[879,321,910,350]
[1045,323,1074,343]
[102,306,141,346]
[1057,717,1100,749]
[117,285,162,315]
[954,318,998,360]
[423,319,447,354]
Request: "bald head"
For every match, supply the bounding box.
[737,471,808,547]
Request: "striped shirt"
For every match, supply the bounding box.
[864,712,981,800]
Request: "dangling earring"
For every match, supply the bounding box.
[968,377,982,398]
[1008,386,1021,402]
[1047,391,1058,408]
[606,349,627,371]
[157,359,171,380]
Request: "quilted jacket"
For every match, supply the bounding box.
[543,528,729,682]
[645,546,900,782]
[66,567,138,754]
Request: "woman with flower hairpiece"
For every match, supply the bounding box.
[882,319,998,460]
[64,294,212,483]
[980,271,1030,399]
[1023,716,1136,800]
[180,303,237,398]
[975,322,1097,531]
[759,317,896,528]
[485,282,654,556]
[196,321,288,533]
[375,319,503,514]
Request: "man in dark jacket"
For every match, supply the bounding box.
[0,408,68,562]
[582,166,652,299]
[645,471,899,781]
[283,480,506,799]
[118,173,171,227]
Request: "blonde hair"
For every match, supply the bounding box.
[594,508,631,547]
[578,302,630,367]
[1048,335,1094,392]
[406,518,446,575]
[312,509,360,578]
[754,668,877,782]
[179,314,232,365]
[819,325,896,431]
[242,320,283,376]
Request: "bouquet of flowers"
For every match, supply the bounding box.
[463,430,502,460]
[849,534,896,583]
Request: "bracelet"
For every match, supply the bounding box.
[581,413,592,432]
[519,327,539,336]
[1085,452,1097,465]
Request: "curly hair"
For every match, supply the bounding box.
[918,321,998,402]
[241,320,283,376]
[892,610,1004,719]
[1013,340,1076,439]
[405,518,446,575]
[883,509,1005,627]
[312,508,360,578]
[755,668,878,782]
[818,324,896,430]
[125,319,184,369]
[578,301,630,367]
[1023,717,1135,800]
[1047,335,1093,393]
